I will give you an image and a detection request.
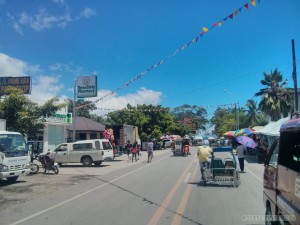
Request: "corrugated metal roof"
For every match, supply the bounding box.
[67,117,105,131]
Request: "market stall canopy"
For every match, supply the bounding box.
[254,117,289,136]
[251,126,264,131]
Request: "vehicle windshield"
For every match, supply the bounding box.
[0,134,29,157]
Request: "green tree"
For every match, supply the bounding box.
[171,104,208,131]
[255,69,292,121]
[0,87,65,137]
[107,104,175,140]
[211,107,236,137]
[66,98,97,119]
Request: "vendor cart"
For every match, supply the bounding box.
[200,147,241,188]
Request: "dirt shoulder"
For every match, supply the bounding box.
[0,172,90,211]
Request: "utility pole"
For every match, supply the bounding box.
[292,39,298,112]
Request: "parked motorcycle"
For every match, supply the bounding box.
[30,156,39,174]
[38,154,59,174]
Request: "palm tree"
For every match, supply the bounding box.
[255,68,292,121]
[245,99,260,126]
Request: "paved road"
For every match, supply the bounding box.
[0,147,266,225]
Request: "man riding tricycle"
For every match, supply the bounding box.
[198,145,240,187]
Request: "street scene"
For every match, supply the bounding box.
[0,0,300,225]
[1,146,266,225]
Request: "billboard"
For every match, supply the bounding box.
[76,75,97,98]
[0,76,31,95]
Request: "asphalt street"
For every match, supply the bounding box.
[0,147,265,225]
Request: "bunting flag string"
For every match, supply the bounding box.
[90,102,239,115]
[76,0,259,110]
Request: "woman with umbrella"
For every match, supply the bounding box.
[235,136,257,172]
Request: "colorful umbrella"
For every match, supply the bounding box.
[235,128,254,136]
[223,131,235,137]
[235,136,257,149]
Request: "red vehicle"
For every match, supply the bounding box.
[263,113,300,225]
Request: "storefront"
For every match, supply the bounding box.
[28,108,71,154]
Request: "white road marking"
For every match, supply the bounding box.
[9,154,171,225]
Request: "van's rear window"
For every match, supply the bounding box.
[278,131,300,172]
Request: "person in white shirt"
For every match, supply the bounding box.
[236,142,246,172]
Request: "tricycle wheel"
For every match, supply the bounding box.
[233,170,240,188]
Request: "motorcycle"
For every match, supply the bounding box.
[30,155,39,174]
[38,154,59,174]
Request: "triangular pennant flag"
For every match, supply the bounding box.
[212,23,217,27]
[228,14,234,19]
[195,36,199,42]
[200,31,205,35]
[223,17,228,22]
[218,21,223,26]
[244,3,249,9]
[234,10,238,15]
[250,0,256,6]
[239,7,243,13]
[203,27,209,32]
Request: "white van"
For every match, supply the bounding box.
[49,139,114,167]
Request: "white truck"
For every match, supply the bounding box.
[0,131,31,182]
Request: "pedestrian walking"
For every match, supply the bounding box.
[236,142,246,172]
[125,140,132,160]
[147,139,154,163]
[131,141,138,162]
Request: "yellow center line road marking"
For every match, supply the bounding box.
[8,154,171,225]
[184,172,191,183]
[147,156,196,225]
[171,163,198,225]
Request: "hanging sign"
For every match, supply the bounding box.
[76,75,97,98]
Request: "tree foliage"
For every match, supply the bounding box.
[255,68,292,121]
[0,87,65,138]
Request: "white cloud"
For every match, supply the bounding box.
[79,8,96,18]
[90,88,162,116]
[0,53,28,76]
[7,3,96,35]
[0,53,64,104]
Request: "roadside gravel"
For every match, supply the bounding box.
[0,172,90,211]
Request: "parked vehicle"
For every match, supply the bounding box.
[0,130,31,182]
[263,113,300,225]
[38,154,59,174]
[105,124,139,152]
[30,158,39,174]
[49,139,114,167]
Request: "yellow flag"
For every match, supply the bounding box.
[251,0,256,6]
[203,27,208,32]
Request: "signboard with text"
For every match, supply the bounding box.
[0,76,31,95]
[76,75,97,98]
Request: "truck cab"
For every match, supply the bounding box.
[263,113,300,225]
[0,131,31,182]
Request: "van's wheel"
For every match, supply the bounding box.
[82,156,93,167]
[94,161,102,166]
[6,176,19,182]
[265,205,277,225]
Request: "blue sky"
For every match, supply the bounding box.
[0,0,299,118]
